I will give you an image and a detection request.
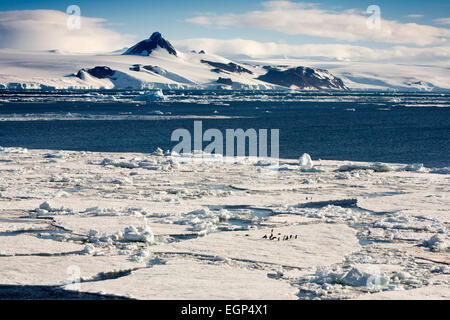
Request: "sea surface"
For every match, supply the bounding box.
[0,90,449,167]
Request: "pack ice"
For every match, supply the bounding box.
[0,148,448,299]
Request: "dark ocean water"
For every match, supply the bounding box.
[0,90,449,167]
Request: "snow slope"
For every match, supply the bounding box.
[0,47,279,90]
[241,58,450,91]
[0,32,447,91]
[0,32,344,91]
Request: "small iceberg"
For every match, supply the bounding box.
[298,153,323,172]
[122,226,155,244]
[133,89,167,102]
[299,153,313,170]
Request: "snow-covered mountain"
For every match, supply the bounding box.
[123,32,177,57]
[0,32,347,91]
[0,32,448,91]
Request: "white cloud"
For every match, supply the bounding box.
[174,38,450,63]
[186,1,450,46]
[434,17,450,25]
[0,10,133,53]
[406,14,424,19]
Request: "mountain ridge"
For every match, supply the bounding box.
[0,32,444,91]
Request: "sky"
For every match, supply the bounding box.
[0,0,449,63]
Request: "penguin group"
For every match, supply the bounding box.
[262,229,298,241]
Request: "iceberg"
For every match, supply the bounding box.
[299,153,314,170]
[133,89,167,102]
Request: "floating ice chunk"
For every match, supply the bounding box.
[336,162,393,173]
[138,159,158,168]
[112,162,138,169]
[153,147,164,156]
[367,162,393,172]
[313,266,344,285]
[340,268,368,287]
[335,173,350,180]
[373,213,441,232]
[36,201,73,215]
[431,266,450,274]
[0,146,28,154]
[299,153,313,170]
[79,206,149,217]
[109,178,132,185]
[86,206,101,213]
[341,268,388,288]
[100,158,113,165]
[50,175,70,183]
[401,163,427,172]
[191,221,218,235]
[123,226,155,244]
[175,208,222,235]
[430,167,450,174]
[83,244,96,255]
[100,158,139,169]
[391,271,411,283]
[314,266,389,289]
[43,151,69,159]
[129,249,152,263]
[39,201,53,211]
[100,157,163,171]
[218,209,231,222]
[133,89,167,102]
[254,159,277,167]
[423,234,448,252]
[283,203,363,223]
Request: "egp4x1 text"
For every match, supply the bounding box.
[225,304,267,315]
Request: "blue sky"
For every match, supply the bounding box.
[1,0,449,44]
[0,1,448,61]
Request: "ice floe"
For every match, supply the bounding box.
[68,258,298,300]
[0,148,448,299]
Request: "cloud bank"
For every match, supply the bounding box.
[174,38,450,63]
[186,1,450,46]
[434,17,450,25]
[0,10,132,53]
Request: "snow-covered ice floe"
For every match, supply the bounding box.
[0,148,448,299]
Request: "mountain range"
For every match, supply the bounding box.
[0,32,447,91]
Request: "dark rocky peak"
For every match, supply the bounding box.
[217,77,233,85]
[200,60,253,74]
[258,66,347,90]
[123,32,177,56]
[76,66,115,79]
